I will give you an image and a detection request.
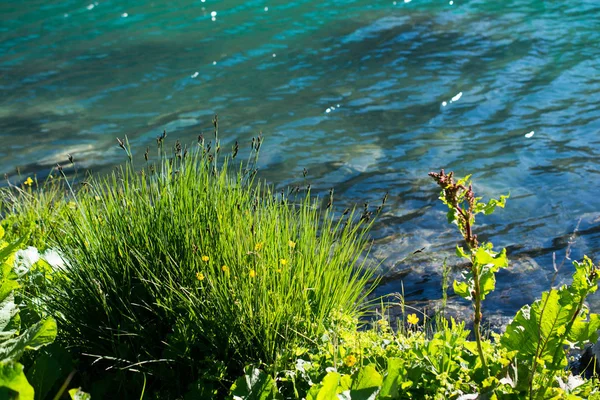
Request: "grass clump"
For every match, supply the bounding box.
[29,137,376,397]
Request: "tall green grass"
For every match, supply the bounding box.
[29,140,377,396]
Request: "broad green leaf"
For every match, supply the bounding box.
[473,246,508,270]
[26,344,73,400]
[453,279,471,300]
[380,358,402,399]
[69,388,92,400]
[0,292,20,342]
[482,194,509,215]
[455,246,470,261]
[0,361,34,400]
[350,365,382,400]
[567,312,600,346]
[0,317,57,361]
[230,366,277,400]
[305,372,340,400]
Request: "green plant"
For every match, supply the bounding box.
[429,170,508,376]
[42,135,376,397]
[501,255,600,398]
[0,227,58,399]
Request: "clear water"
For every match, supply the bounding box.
[2,0,600,319]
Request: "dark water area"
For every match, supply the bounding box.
[2,0,600,321]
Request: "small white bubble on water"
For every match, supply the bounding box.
[191,72,199,78]
[211,11,217,17]
[442,101,447,107]
[336,104,340,107]
[404,0,411,3]
[264,6,269,11]
[213,61,217,65]
[121,12,128,17]
[86,4,94,10]
[201,0,205,2]
[393,1,397,4]
[451,92,463,102]
[525,131,535,138]
[449,0,454,4]
[326,108,331,113]
[211,17,216,21]
[272,53,276,57]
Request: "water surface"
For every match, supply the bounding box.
[2,0,600,320]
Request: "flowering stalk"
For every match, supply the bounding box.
[430,170,509,376]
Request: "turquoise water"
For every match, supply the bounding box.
[2,0,600,318]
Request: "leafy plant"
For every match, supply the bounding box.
[41,133,376,397]
[501,255,600,398]
[0,227,58,399]
[429,170,508,375]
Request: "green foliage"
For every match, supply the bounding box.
[453,244,508,301]
[430,170,509,375]
[33,137,375,397]
[0,229,57,399]
[0,361,34,400]
[69,388,92,400]
[501,255,600,396]
[229,366,278,400]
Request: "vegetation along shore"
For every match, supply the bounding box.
[1,120,599,399]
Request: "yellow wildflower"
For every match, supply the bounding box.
[201,255,210,262]
[221,265,229,273]
[254,242,264,251]
[24,177,33,186]
[196,272,205,281]
[95,195,101,201]
[288,240,296,249]
[249,269,257,278]
[407,313,419,325]
[344,354,357,367]
[280,258,288,266]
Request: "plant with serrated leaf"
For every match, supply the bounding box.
[429,170,508,376]
[501,255,600,399]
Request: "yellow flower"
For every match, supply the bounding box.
[196,272,205,281]
[280,258,288,266]
[249,269,257,278]
[201,255,209,262]
[24,177,33,186]
[67,201,77,210]
[95,195,101,201]
[221,265,229,273]
[254,242,264,251]
[344,354,357,367]
[288,240,296,249]
[407,313,419,325]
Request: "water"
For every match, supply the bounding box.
[2,0,600,320]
